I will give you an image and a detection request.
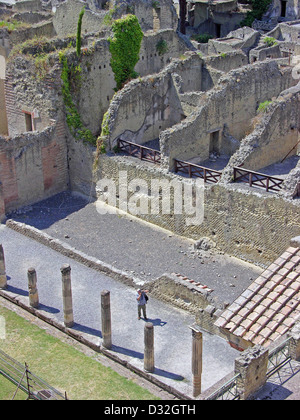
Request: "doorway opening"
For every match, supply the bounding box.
[24,111,33,132]
[215,23,221,38]
[209,130,220,154]
[281,0,287,17]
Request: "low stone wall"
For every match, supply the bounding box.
[147,273,218,313]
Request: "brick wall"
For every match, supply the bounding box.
[0,182,5,222]
[0,121,69,215]
[4,76,25,137]
[0,148,18,209]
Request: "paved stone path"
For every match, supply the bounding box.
[7,191,263,307]
[1,191,300,399]
[0,224,241,398]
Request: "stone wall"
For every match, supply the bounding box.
[0,120,69,213]
[111,0,178,32]
[160,60,296,169]
[146,273,219,314]
[5,55,61,137]
[222,83,300,181]
[135,29,190,77]
[0,61,8,136]
[105,53,204,149]
[93,154,300,267]
[74,30,188,137]
[52,0,178,37]
[52,0,107,38]
[0,182,5,222]
[266,0,300,20]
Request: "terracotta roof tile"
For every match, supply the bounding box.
[214,245,300,347]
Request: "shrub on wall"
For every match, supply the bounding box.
[241,0,272,27]
[109,14,143,91]
[59,52,96,146]
[76,7,85,57]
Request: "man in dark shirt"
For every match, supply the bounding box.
[136,289,149,320]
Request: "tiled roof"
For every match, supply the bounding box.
[215,246,300,348]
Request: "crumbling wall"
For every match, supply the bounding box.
[135,29,190,77]
[0,182,5,222]
[0,54,8,136]
[75,30,188,136]
[106,72,184,149]
[105,53,203,149]
[5,54,62,137]
[111,0,178,32]
[52,0,107,38]
[0,121,69,214]
[52,0,178,37]
[266,0,300,20]
[160,60,295,170]
[222,83,300,181]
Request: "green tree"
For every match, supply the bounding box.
[109,14,143,91]
[76,7,85,57]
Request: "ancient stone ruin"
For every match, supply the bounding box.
[0,0,300,399]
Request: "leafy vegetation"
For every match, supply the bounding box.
[263,36,278,47]
[240,0,273,27]
[0,18,29,32]
[59,52,96,146]
[76,7,85,57]
[257,100,273,113]
[156,39,168,56]
[191,33,213,44]
[109,14,143,91]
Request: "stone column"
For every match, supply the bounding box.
[288,321,300,361]
[27,268,39,308]
[190,324,203,398]
[144,322,154,373]
[101,290,112,349]
[235,345,269,400]
[61,264,74,328]
[0,244,7,289]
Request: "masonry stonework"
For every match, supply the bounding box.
[96,154,300,267]
[0,121,69,213]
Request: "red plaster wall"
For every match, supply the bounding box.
[0,120,69,215]
[0,150,19,208]
[0,182,5,222]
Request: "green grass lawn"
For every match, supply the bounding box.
[0,305,158,400]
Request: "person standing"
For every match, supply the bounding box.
[136,289,149,320]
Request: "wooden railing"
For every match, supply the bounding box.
[233,167,284,193]
[117,139,161,165]
[174,159,222,184]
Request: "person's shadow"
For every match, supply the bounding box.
[144,318,167,327]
